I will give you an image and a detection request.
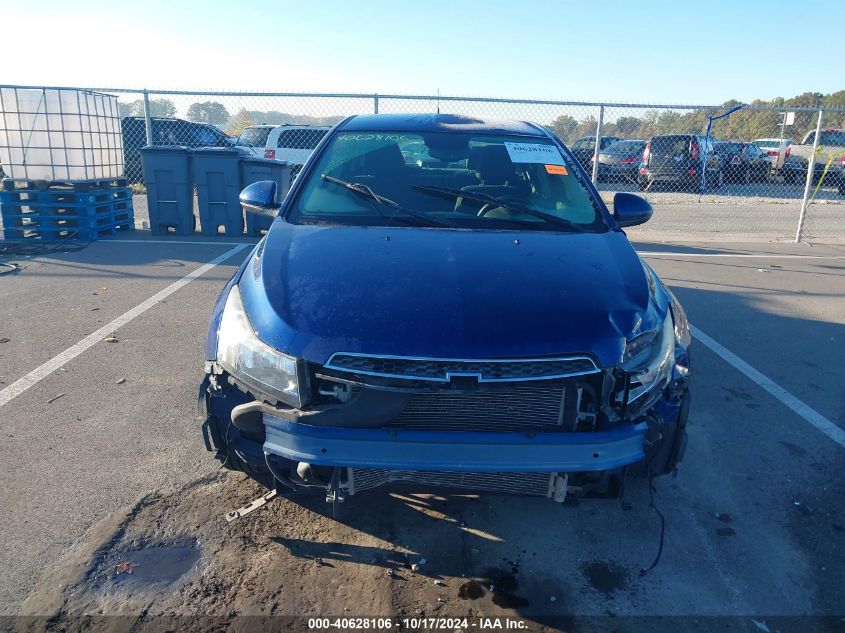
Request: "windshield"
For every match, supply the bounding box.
[571,137,595,149]
[290,131,606,232]
[604,140,645,154]
[237,127,271,147]
[277,128,329,149]
[818,131,845,146]
[651,135,692,157]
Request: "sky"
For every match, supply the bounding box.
[1,0,842,105]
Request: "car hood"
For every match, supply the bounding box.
[237,221,667,368]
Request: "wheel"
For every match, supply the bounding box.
[628,392,690,479]
[638,179,649,192]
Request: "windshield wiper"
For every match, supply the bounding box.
[412,185,585,232]
[322,175,452,227]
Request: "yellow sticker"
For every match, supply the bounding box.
[545,164,568,175]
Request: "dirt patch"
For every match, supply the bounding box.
[20,472,397,627]
[19,473,571,631]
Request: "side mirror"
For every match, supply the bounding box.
[613,192,652,227]
[240,181,280,217]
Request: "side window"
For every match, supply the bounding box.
[804,132,815,145]
[159,122,180,145]
[193,126,217,146]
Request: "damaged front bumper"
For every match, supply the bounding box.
[202,369,690,502]
[263,411,648,473]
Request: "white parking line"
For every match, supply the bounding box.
[692,325,845,449]
[640,252,845,259]
[109,239,256,246]
[0,243,250,409]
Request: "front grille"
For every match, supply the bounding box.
[388,384,568,432]
[325,353,598,383]
[349,469,554,496]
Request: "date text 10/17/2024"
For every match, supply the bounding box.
[308,617,529,630]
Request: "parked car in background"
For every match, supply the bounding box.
[753,138,793,172]
[714,141,771,184]
[596,140,646,183]
[121,116,233,182]
[201,113,691,505]
[638,134,722,192]
[263,125,331,178]
[234,125,275,157]
[782,129,845,193]
[569,135,622,171]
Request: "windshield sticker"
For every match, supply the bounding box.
[337,134,412,142]
[505,142,565,165]
[545,164,568,175]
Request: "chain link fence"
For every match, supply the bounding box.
[4,85,845,242]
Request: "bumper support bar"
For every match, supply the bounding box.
[263,416,647,473]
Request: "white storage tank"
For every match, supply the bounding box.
[0,87,124,181]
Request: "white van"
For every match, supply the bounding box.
[263,125,330,175]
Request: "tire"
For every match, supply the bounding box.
[631,391,691,479]
[839,182,845,197]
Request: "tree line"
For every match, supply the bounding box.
[117,99,342,134]
[547,91,845,145]
[117,90,845,142]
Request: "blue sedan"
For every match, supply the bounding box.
[200,113,691,505]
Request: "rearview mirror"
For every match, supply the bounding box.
[612,192,652,227]
[240,181,280,217]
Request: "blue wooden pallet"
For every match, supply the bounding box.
[2,198,134,242]
[1,177,129,192]
[0,187,130,206]
[2,218,135,242]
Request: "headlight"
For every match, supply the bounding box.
[667,289,691,349]
[621,310,674,407]
[216,285,303,407]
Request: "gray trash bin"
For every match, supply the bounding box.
[192,147,246,236]
[140,146,194,235]
[240,157,291,235]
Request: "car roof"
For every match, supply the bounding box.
[339,113,545,136]
[244,124,276,129]
[271,124,331,130]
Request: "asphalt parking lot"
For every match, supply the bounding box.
[1,233,844,631]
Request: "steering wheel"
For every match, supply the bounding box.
[476,195,528,217]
